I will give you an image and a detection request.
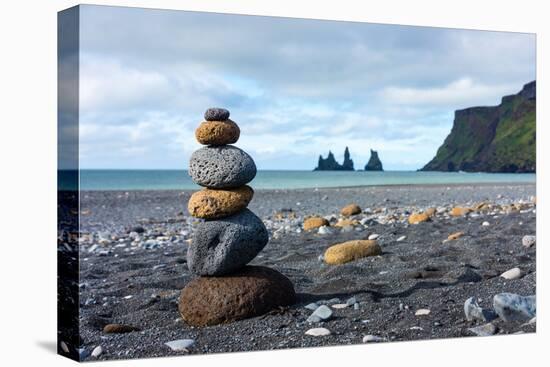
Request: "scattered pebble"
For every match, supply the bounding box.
[304,302,319,311]
[500,267,522,280]
[368,233,379,240]
[493,293,536,322]
[346,296,357,305]
[396,235,407,242]
[447,231,464,240]
[164,339,195,352]
[307,305,333,322]
[318,226,333,235]
[362,335,386,343]
[415,309,431,316]
[91,346,103,358]
[305,327,331,336]
[464,297,497,322]
[103,323,140,334]
[468,322,497,336]
[331,303,348,309]
[522,235,536,248]
[482,221,490,226]
[60,341,69,354]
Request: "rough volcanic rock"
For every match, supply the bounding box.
[195,119,240,146]
[364,149,383,171]
[189,146,256,188]
[187,209,268,276]
[340,203,361,216]
[408,212,431,224]
[303,217,330,231]
[188,186,253,219]
[493,293,536,322]
[314,147,354,171]
[103,324,140,334]
[178,266,296,326]
[324,240,381,265]
[421,81,536,173]
[450,207,472,217]
[204,107,230,121]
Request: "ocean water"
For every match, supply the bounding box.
[60,170,536,191]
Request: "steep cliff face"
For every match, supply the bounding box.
[421,81,536,173]
[314,147,355,171]
[364,149,383,171]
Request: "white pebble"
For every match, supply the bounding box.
[368,234,380,240]
[318,226,333,235]
[396,235,406,242]
[362,335,386,343]
[60,341,69,353]
[482,221,490,226]
[331,303,348,309]
[165,339,195,351]
[415,309,431,316]
[91,346,103,358]
[522,235,536,248]
[305,327,331,336]
[500,267,522,280]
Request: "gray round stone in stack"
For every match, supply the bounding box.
[189,146,256,189]
[187,209,268,276]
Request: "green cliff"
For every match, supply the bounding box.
[421,81,536,173]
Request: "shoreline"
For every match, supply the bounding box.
[78,181,536,193]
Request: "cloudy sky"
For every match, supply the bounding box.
[76,5,535,170]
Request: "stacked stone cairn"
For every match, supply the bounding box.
[179,107,296,326]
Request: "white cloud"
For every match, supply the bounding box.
[379,78,519,109]
[74,5,535,170]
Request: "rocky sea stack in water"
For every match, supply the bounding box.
[181,107,296,326]
[314,147,354,171]
[364,149,383,171]
[421,81,536,173]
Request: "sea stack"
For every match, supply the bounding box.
[179,107,296,326]
[364,149,383,171]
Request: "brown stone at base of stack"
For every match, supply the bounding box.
[179,266,296,326]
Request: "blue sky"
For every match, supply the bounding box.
[75,5,535,170]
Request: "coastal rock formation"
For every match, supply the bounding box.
[181,108,295,326]
[364,149,383,171]
[314,147,354,171]
[179,266,296,326]
[422,81,536,173]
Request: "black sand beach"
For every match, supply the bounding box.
[69,183,536,360]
